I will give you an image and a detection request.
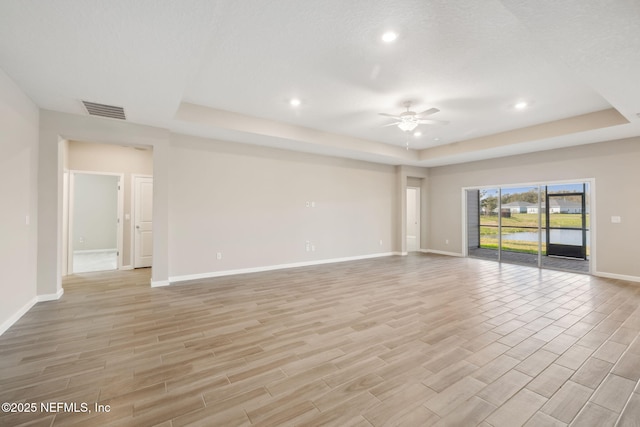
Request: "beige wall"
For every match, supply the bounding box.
[428,137,640,279]
[67,140,153,266]
[0,68,39,333]
[168,134,397,278]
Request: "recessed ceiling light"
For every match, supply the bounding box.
[290,98,301,107]
[433,137,441,141]
[413,131,422,137]
[381,31,398,43]
[514,101,528,110]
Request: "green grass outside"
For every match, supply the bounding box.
[480,213,589,228]
[480,236,544,255]
[479,213,590,255]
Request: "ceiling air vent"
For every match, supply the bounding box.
[82,101,126,120]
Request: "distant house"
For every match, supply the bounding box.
[495,201,534,214]
[527,199,583,214]
[506,201,535,214]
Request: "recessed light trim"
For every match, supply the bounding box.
[413,131,422,137]
[289,98,301,107]
[514,101,528,110]
[381,31,398,43]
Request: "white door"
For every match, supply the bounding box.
[406,187,420,252]
[134,176,153,268]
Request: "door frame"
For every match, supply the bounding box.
[545,188,588,259]
[67,170,124,274]
[461,178,595,274]
[131,174,153,268]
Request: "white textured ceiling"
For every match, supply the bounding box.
[1,0,639,166]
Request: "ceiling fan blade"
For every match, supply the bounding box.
[378,113,401,118]
[418,119,449,125]
[416,107,440,117]
[382,121,401,127]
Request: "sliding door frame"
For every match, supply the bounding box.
[462,178,595,274]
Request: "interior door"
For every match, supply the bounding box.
[406,188,420,252]
[134,176,153,268]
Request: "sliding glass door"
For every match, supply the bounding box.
[467,182,590,273]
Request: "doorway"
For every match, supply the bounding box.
[406,187,420,252]
[465,181,591,274]
[545,187,587,259]
[69,172,123,273]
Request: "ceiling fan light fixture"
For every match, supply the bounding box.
[398,121,418,132]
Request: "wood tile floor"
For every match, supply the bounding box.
[1,254,639,426]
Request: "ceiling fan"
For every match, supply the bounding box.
[379,102,449,132]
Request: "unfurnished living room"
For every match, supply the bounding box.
[1,1,640,426]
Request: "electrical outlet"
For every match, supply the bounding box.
[445,239,449,245]
[305,241,310,252]
[311,201,316,208]
[379,239,383,246]
[216,252,223,260]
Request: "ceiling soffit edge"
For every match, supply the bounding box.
[418,108,628,162]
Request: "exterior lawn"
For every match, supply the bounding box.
[479,213,590,255]
[480,213,589,229]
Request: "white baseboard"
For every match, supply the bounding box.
[73,248,117,254]
[2,288,65,336]
[169,252,397,284]
[151,279,170,288]
[37,288,64,302]
[120,265,134,271]
[593,271,640,283]
[0,296,38,336]
[423,249,464,257]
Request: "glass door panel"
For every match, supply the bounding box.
[545,184,587,259]
[476,188,499,260]
[499,186,540,266]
